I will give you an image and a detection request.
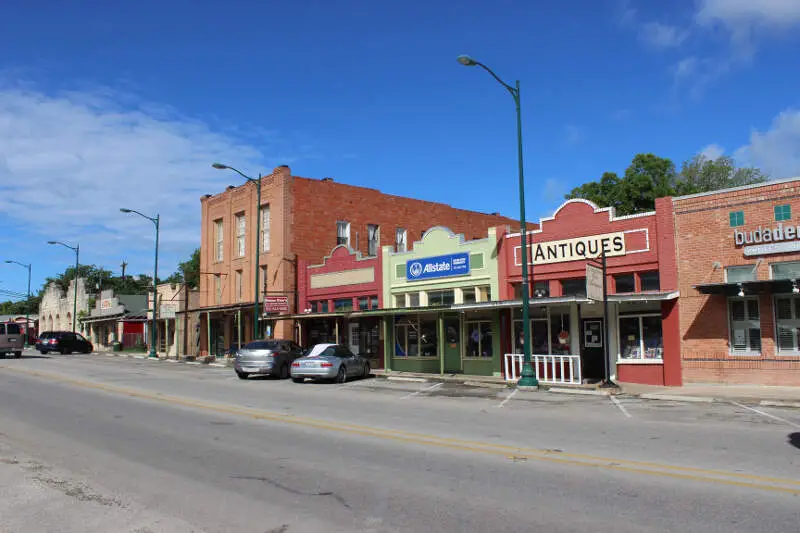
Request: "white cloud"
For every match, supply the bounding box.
[696,0,800,29]
[0,84,272,275]
[700,143,725,160]
[639,22,688,48]
[734,109,800,178]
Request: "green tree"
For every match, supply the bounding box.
[565,152,768,216]
[177,248,200,289]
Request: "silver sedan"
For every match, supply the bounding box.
[290,343,370,383]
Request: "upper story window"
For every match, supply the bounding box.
[427,290,455,307]
[336,221,350,247]
[260,204,270,252]
[367,224,380,256]
[395,228,407,252]
[775,204,791,222]
[726,265,757,283]
[214,219,224,262]
[772,261,800,280]
[235,213,246,258]
[561,278,586,297]
[640,271,660,291]
[729,211,745,227]
[614,274,635,293]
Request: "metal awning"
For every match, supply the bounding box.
[281,311,350,320]
[607,290,679,302]
[452,296,590,311]
[694,279,794,295]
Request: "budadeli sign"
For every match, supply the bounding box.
[407,252,470,281]
[734,223,800,256]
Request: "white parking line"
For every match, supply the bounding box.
[400,382,443,399]
[497,389,518,408]
[610,395,632,418]
[731,401,800,429]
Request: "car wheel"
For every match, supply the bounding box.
[82,346,91,354]
[60,347,69,355]
[363,362,370,378]
[278,363,289,379]
[291,377,304,383]
[14,351,22,358]
[236,370,249,380]
[38,349,47,355]
[336,366,347,384]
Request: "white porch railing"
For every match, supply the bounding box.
[503,353,582,385]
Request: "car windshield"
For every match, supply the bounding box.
[305,345,337,357]
[243,340,280,350]
[6,324,21,334]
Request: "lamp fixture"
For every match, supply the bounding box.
[737,284,745,297]
[792,280,799,294]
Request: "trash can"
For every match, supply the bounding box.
[111,341,123,352]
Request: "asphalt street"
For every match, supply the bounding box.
[0,351,798,533]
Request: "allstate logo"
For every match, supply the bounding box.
[409,261,423,278]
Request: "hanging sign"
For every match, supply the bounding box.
[586,264,604,302]
[263,296,290,313]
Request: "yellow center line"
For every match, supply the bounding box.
[3,365,799,495]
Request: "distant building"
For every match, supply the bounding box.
[81,290,148,350]
[148,282,200,358]
[38,279,89,332]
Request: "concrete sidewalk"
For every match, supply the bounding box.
[619,382,800,407]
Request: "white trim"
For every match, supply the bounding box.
[622,228,650,254]
[617,312,663,361]
[505,199,655,239]
[308,243,376,270]
[616,358,663,365]
[675,176,800,201]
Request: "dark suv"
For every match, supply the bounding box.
[35,331,93,355]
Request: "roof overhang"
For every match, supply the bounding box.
[694,279,794,296]
[606,290,679,302]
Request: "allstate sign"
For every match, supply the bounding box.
[406,252,470,281]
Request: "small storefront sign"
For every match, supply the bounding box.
[159,303,178,318]
[263,296,290,313]
[100,299,113,310]
[406,252,470,281]
[586,264,604,301]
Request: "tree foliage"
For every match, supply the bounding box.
[565,153,767,216]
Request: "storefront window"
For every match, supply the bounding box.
[728,298,761,355]
[775,296,800,353]
[358,297,369,311]
[466,321,493,358]
[618,314,663,360]
[308,319,336,346]
[428,290,455,306]
[513,308,571,355]
[561,278,586,297]
[359,320,380,355]
[334,298,353,312]
[614,274,635,293]
[640,271,660,291]
[394,317,436,357]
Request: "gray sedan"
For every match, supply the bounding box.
[290,343,370,383]
[234,340,305,380]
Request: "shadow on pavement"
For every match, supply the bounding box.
[1,355,52,360]
[789,433,800,450]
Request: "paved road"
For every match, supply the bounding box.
[0,351,798,533]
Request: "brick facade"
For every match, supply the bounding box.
[673,179,800,385]
[198,166,517,355]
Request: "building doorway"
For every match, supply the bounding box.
[581,318,605,382]
[443,316,461,373]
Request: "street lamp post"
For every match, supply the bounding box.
[120,208,160,358]
[4,260,32,346]
[212,163,263,341]
[458,54,538,387]
[47,241,79,332]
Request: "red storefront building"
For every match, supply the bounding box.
[674,178,800,385]
[294,245,384,367]
[498,198,681,386]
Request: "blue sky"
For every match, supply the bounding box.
[1,0,799,298]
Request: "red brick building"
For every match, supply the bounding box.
[673,178,800,385]
[498,198,680,386]
[197,165,517,357]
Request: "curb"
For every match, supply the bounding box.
[548,387,611,396]
[463,380,508,390]
[209,363,228,368]
[385,376,428,383]
[639,393,715,403]
[759,400,800,409]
